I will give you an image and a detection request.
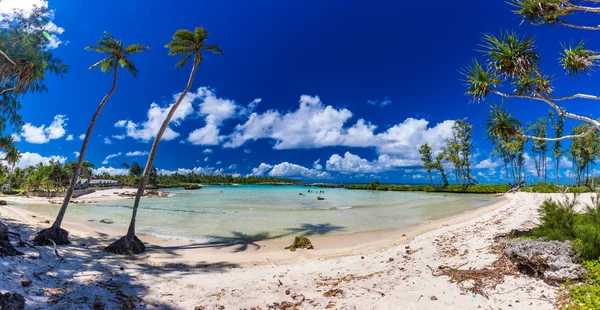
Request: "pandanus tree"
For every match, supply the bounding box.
[33,32,148,246]
[105,27,222,255]
[465,1,600,144]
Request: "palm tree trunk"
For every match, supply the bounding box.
[8,163,14,192]
[47,64,119,230]
[124,56,199,240]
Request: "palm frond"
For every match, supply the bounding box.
[123,43,150,54]
[202,44,224,56]
[175,52,192,69]
[88,57,114,72]
[119,58,139,76]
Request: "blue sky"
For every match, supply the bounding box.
[2,0,600,183]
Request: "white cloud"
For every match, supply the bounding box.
[204,157,209,162]
[367,97,392,107]
[102,152,121,165]
[103,137,112,145]
[115,88,199,142]
[474,158,502,169]
[65,134,73,141]
[244,149,251,154]
[16,152,66,169]
[125,151,149,157]
[73,151,80,158]
[216,161,222,165]
[268,162,330,179]
[20,114,67,144]
[0,0,65,49]
[249,162,329,179]
[325,152,420,174]
[224,95,454,167]
[112,134,126,140]
[326,152,383,173]
[187,88,244,145]
[10,134,20,142]
[78,134,85,140]
[250,163,273,176]
[560,156,573,168]
[313,159,322,170]
[158,166,210,176]
[93,166,129,176]
[203,149,213,154]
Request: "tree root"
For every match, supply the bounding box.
[33,227,70,246]
[105,235,145,255]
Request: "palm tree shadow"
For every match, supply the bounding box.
[149,223,346,255]
[286,223,345,236]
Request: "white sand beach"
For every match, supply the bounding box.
[0,192,586,309]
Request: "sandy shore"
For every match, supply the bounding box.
[0,188,140,206]
[0,192,589,309]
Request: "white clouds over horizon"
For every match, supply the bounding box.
[15,152,66,169]
[20,115,68,144]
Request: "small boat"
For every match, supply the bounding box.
[184,185,202,190]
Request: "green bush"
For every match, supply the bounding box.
[467,184,511,193]
[529,196,600,260]
[565,260,600,309]
[530,198,577,241]
[570,186,592,194]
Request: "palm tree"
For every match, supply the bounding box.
[5,146,21,192]
[33,32,148,246]
[106,27,222,255]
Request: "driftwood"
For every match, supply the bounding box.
[427,255,518,298]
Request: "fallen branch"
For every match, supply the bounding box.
[427,255,517,299]
[7,231,41,257]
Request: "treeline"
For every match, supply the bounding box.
[343,182,595,194]
[344,182,511,194]
[418,118,475,186]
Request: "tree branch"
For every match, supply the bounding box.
[557,20,600,31]
[0,49,16,66]
[554,94,600,101]
[559,0,600,13]
[0,87,15,96]
[490,89,600,139]
[521,125,596,141]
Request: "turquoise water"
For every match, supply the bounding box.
[15,185,498,243]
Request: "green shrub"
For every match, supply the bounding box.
[570,186,591,194]
[530,198,578,241]
[565,260,600,309]
[467,184,511,193]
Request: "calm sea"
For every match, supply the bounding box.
[15,185,499,243]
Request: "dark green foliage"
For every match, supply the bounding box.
[530,197,577,241]
[565,260,600,309]
[530,196,600,260]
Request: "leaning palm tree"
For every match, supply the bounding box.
[106,27,222,254]
[33,32,148,246]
